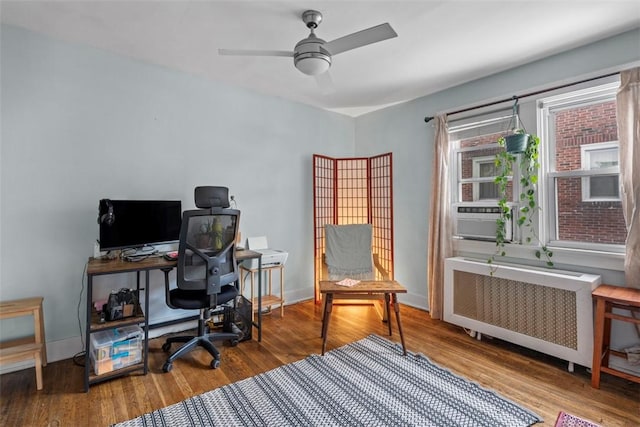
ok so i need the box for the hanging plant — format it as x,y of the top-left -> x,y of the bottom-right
488,99 -> 553,269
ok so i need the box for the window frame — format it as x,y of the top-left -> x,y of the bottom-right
449,112 -> 515,205
538,81 -> 624,253
471,155 -> 499,201
580,141 -> 620,202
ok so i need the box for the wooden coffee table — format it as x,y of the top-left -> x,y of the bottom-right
319,280 -> 407,355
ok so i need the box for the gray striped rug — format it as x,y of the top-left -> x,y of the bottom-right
114,334 -> 542,426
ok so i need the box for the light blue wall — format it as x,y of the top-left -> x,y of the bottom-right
2,23 -> 639,362
0,25 -> 353,356
355,28 -> 640,348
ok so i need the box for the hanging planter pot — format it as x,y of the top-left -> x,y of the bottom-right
501,98 -> 529,153
505,133 -> 529,153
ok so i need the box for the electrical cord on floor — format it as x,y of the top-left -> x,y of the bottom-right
74,262 -> 87,367
77,262 -> 87,348
72,351 -> 86,367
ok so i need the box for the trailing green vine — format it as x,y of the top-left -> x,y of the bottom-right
488,131 -> 553,269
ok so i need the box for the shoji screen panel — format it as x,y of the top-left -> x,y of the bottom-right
370,153 -> 393,281
336,158 -> 369,224
313,153 -> 394,302
313,155 -> 335,302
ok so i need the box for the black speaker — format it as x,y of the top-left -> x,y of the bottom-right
98,199 -> 115,226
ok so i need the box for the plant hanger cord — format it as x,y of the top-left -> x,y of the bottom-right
506,97 -> 526,134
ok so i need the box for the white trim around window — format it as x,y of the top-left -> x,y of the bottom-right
580,141 -> 620,202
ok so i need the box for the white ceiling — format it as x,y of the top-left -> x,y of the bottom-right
2,1 -> 639,116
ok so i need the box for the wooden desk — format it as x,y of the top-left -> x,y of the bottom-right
591,284 -> 640,388
319,280 -> 407,356
0,297 -> 46,390
84,250 -> 263,391
85,256 -> 176,391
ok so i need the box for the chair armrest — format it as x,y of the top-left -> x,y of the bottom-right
373,254 -> 390,280
321,253 -> 329,280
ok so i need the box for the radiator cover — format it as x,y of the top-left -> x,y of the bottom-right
444,257 -> 601,369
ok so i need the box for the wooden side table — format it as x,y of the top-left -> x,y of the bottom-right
0,297 -> 47,390
319,280 -> 407,356
240,264 -> 285,320
591,284 -> 640,388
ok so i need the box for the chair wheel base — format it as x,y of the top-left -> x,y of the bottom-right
162,362 -> 173,373
162,342 -> 171,352
210,359 -> 220,369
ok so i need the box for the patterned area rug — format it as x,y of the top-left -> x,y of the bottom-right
554,411 -> 601,427
114,334 -> 542,426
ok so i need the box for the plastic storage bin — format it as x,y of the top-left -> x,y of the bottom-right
90,325 -> 143,375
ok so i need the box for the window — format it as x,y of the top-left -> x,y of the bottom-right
449,79 -> 626,259
450,114 -> 514,204
472,156 -> 499,200
581,142 -> 620,201
540,82 -> 626,248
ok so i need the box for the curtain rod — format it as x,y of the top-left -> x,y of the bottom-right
423,71 -> 620,123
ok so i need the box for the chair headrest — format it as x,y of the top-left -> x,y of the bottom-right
195,186 -> 230,208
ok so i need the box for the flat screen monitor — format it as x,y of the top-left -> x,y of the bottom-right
98,199 -> 182,251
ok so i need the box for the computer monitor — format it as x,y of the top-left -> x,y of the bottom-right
98,199 -> 182,251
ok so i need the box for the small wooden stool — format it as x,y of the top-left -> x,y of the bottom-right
0,297 -> 47,390
591,285 -> 640,389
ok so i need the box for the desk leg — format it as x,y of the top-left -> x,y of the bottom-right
84,274 -> 93,392
249,270 -> 255,323
143,271 -> 150,375
384,293 -> 392,336
321,293 -> 334,355
257,258 -> 262,342
392,293 -> 407,356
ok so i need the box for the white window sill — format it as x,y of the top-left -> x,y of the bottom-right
452,238 -> 624,272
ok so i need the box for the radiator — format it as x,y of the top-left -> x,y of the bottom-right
444,257 -> 601,371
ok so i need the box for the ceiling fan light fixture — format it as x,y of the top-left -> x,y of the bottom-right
294,52 -> 331,75
219,9 -> 396,80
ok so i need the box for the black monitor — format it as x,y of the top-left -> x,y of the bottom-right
98,199 -> 182,251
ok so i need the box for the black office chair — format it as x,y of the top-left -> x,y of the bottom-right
161,186 -> 241,372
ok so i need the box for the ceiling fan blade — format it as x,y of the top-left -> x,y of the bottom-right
315,71 -> 335,95
324,23 -> 397,56
218,49 -> 294,57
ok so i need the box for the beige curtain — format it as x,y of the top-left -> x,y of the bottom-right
427,115 -> 452,319
617,67 -> 640,290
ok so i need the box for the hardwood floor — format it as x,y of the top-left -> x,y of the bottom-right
1,300 -> 638,426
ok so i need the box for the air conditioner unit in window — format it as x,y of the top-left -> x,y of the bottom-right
453,202 -> 513,242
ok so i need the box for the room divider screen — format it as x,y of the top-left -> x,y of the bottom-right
312,153 -> 394,302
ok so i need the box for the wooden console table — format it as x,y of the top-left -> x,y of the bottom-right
319,280 -> 407,356
0,297 -> 47,390
591,284 -> 640,388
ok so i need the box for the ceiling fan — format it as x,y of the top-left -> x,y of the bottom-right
218,10 -> 397,78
